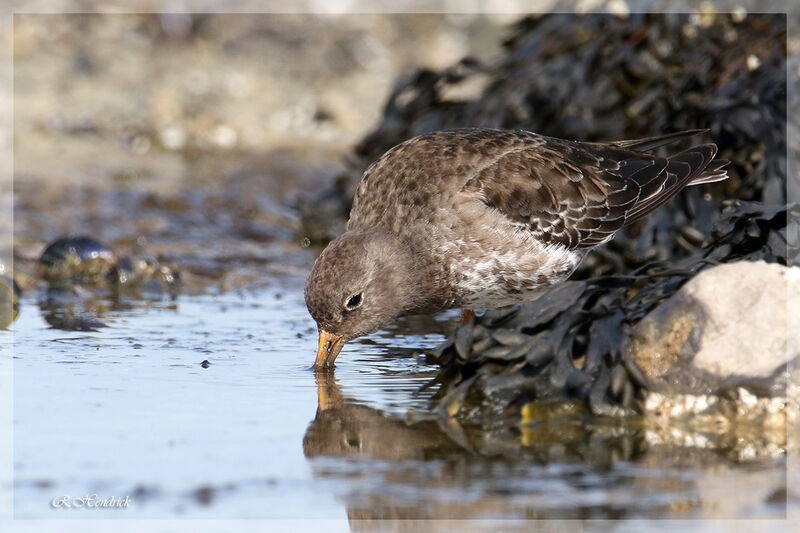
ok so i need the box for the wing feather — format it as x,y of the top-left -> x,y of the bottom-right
461,130 -> 727,249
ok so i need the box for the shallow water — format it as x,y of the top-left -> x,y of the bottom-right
10,276 -> 439,519
9,273 -> 787,523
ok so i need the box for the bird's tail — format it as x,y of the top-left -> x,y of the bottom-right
686,158 -> 729,186
612,129 -> 730,186
624,142 -> 729,224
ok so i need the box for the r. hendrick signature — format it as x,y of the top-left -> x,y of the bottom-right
51,494 -> 131,509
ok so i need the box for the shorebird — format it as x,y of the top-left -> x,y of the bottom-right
305,128 -> 727,369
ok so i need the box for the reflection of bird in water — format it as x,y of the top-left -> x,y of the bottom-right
303,371 -> 665,521
305,128 -> 727,368
304,371 -> 646,463
304,371 -> 455,460
304,374 -> 758,521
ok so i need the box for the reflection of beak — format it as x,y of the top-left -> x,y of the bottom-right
314,329 -> 345,370
314,369 -> 343,410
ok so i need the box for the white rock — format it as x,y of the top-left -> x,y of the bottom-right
628,261 -> 800,396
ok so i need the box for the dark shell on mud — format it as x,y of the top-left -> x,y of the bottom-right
39,237 -> 115,268
39,236 -> 117,284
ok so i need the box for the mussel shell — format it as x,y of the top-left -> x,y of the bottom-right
39,237 -> 115,268
39,237 -> 116,284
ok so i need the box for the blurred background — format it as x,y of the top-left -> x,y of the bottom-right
9,10 -> 522,294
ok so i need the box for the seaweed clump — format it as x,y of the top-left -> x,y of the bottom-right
426,202 -> 794,423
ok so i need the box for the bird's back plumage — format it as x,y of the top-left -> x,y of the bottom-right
345,127 -> 727,309
350,128 -> 726,246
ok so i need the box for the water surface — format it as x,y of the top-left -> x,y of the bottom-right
10,276 -> 787,523
11,278 -> 445,519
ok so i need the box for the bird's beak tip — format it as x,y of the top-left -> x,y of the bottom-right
314,329 -> 345,370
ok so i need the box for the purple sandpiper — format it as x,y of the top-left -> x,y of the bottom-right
305,128 -> 727,369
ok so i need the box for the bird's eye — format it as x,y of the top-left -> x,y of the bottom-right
345,293 -> 363,310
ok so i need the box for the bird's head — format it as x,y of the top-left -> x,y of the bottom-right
305,230 -> 418,369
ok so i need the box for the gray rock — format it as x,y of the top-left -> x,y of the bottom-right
627,261 -> 800,397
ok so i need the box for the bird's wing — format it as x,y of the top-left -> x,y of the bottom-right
461,130 -> 725,249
